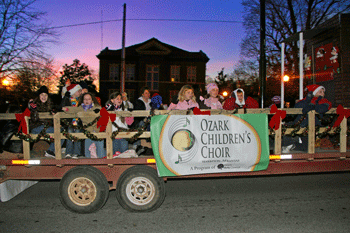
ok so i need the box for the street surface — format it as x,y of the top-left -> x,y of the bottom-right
1,172 -> 350,233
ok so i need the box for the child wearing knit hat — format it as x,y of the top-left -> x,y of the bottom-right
28,86 -> 59,158
202,83 -> 223,109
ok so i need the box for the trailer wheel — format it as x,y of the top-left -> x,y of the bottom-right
116,165 -> 165,212
59,166 -> 109,214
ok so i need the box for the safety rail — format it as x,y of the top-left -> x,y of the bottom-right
0,107 -> 348,160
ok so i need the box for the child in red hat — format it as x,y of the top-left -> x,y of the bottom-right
282,84 -> 332,153
59,83 -> 84,158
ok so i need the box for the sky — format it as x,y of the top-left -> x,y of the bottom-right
33,0 -> 246,79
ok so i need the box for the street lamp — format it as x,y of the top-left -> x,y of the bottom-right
2,79 -> 10,90
281,75 -> 289,108
2,79 -> 9,86
283,75 -> 290,82
222,91 -> 229,98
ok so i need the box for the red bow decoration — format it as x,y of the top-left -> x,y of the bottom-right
193,107 -> 211,115
97,107 -> 116,132
15,108 -> 31,134
269,104 -> 286,130
333,105 -> 350,128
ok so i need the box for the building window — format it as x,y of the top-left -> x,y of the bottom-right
146,65 -> 159,91
170,65 -> 180,82
126,64 -> 135,81
187,66 -> 196,82
109,64 -> 120,80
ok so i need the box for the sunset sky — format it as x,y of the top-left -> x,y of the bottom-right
34,0 -> 246,79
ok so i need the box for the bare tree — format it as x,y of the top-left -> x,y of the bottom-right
0,0 -> 58,78
240,0 -> 350,77
232,59 -> 259,81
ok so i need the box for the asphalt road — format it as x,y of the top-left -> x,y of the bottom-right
1,172 -> 350,233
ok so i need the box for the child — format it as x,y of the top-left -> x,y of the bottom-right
60,83 -> 83,158
223,88 -> 259,110
168,85 -> 199,110
106,92 -> 132,155
202,83 -> 223,109
28,86 -> 58,158
64,92 -> 105,158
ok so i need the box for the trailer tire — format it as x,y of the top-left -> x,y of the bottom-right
116,165 -> 165,212
59,166 -> 109,214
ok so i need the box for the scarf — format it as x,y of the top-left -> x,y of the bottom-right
82,103 -> 93,111
70,97 -> 78,107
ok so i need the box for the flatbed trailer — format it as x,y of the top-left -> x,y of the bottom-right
0,108 -> 349,213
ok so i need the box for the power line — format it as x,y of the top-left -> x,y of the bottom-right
47,18 -> 243,30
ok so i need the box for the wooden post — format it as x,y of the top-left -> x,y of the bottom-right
340,115 -> 347,153
54,113 -> 62,160
308,110 -> 315,155
23,116 -> 30,159
274,122 -> 282,154
106,120 -> 113,159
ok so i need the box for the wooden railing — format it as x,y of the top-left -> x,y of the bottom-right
0,108 -> 347,160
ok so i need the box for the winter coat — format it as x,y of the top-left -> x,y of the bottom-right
223,89 -> 259,110
132,97 -> 152,129
168,99 -> 199,110
112,108 -> 130,132
29,97 -> 56,129
291,93 -> 332,127
203,97 -> 223,109
133,97 -> 151,111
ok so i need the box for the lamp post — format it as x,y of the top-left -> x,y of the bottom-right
281,75 -> 289,108
2,79 -> 9,90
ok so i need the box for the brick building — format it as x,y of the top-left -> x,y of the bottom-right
97,38 -> 209,105
303,13 -> 350,107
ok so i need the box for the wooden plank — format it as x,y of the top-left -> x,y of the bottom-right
237,109 -> 244,114
106,120 -> 113,159
308,110 -> 315,155
23,116 -> 30,159
340,116 -> 347,153
54,113 -> 62,160
274,122 -> 282,154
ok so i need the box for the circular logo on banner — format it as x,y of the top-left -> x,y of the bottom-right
171,130 -> 195,152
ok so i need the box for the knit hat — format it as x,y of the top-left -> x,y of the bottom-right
305,84 -> 325,95
37,86 -> 49,95
151,93 -> 162,109
271,96 -> 281,104
206,83 -> 218,93
67,84 -> 82,96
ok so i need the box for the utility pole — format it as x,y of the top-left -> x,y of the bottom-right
259,0 -> 266,108
121,3 -> 126,93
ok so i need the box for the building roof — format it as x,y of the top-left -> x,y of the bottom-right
282,13 -> 350,43
96,37 -> 210,62
282,27 -> 335,43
